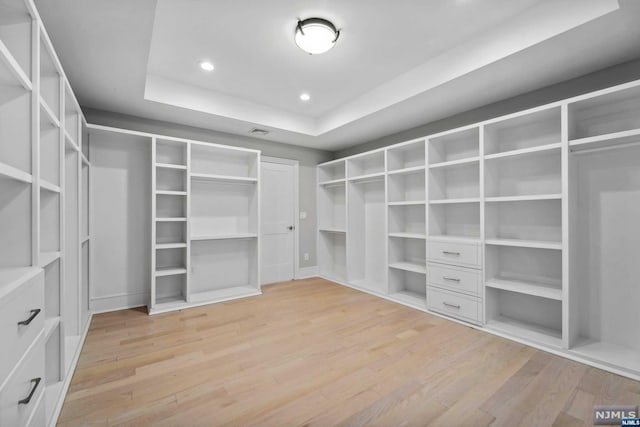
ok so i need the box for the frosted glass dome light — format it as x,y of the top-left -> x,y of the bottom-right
295,18 -> 340,55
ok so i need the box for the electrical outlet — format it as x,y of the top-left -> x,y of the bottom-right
304,253 -> 309,261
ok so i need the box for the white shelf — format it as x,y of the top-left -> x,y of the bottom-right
0,267 -> 41,300
44,317 -> 60,340
388,232 -> 426,239
485,238 -> 562,250
484,143 -> 562,160
387,165 -> 425,176
318,178 -> 345,186
64,132 -> 80,152
387,201 -> 425,206
486,316 -> 562,348
191,173 -> 257,184
156,217 -> 187,222
429,198 -> 480,205
0,38 -> 31,90
428,235 -> 480,244
40,96 -> 60,128
485,194 -> 562,203
429,157 -> 479,169
189,286 -> 260,304
156,190 -> 187,196
570,129 -> 640,152
39,251 -> 60,268
389,262 -> 426,275
571,340 -> 640,375
318,228 -> 346,234
154,295 -> 187,309
348,172 -> 385,183
40,179 -> 61,193
155,242 -> 187,249
156,162 -> 187,170
485,278 -> 562,301
155,267 -> 187,277
0,161 -> 32,184
389,290 -> 426,309
190,233 -> 257,241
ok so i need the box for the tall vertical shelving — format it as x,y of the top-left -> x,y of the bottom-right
149,137 -> 261,314
317,159 -> 347,282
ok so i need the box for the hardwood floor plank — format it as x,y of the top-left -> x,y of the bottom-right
57,278 -> 640,426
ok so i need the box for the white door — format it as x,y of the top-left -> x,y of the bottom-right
261,161 -> 296,284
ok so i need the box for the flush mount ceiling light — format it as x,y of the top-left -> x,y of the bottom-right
199,61 -> 214,71
295,18 -> 340,55
300,93 -> 311,101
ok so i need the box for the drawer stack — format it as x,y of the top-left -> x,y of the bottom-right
426,238 -> 482,324
0,269 -> 46,427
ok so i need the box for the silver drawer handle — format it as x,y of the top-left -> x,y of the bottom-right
443,277 -> 460,282
443,302 -> 461,309
442,251 -> 460,256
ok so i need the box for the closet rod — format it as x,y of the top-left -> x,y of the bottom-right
571,139 -> 640,155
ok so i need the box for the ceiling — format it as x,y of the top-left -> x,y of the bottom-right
36,0 -> 640,151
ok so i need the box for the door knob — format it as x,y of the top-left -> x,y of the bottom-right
287,225 -> 295,231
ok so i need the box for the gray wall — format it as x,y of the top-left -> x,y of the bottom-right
335,58 -> 640,158
84,108 -> 332,270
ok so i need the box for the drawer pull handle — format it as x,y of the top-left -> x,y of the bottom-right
443,302 -> 461,309
443,277 -> 461,282
18,377 -> 41,405
442,251 -> 460,256
17,309 -> 41,326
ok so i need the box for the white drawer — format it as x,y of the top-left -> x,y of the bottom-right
0,271 -> 44,385
428,263 -> 481,296
0,334 -> 45,427
428,240 -> 481,268
428,287 -> 481,324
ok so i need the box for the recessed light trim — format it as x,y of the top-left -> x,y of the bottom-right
295,18 -> 340,55
300,93 -> 311,101
199,61 -> 214,71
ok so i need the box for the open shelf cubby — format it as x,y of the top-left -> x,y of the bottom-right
485,149 -> 560,198
429,162 -> 479,202
389,236 -> 426,274
40,190 -> 60,253
569,143 -> 640,374
388,169 -> 425,203
39,38 -> 60,121
156,193 -> 187,219
485,245 -> 562,301
64,87 -> 79,144
0,178 -> 31,270
319,231 -> 347,282
190,238 -> 258,296
191,143 -> 258,179
156,221 -> 186,245
155,274 -> 186,306
347,151 -> 385,179
387,140 -> 425,172
156,246 -> 187,275
429,202 -> 480,240
0,76 -> 31,177
156,167 -> 186,192
44,258 -> 60,319
0,0 -> 32,85
156,138 -> 187,167
347,179 -> 386,293
318,181 -> 345,231
44,323 -> 62,395
569,85 -> 640,151
82,163 -> 89,238
485,199 -> 561,245
318,160 -> 345,183
429,127 -> 479,165
388,204 -> 425,237
40,107 -> 60,186
388,268 -> 426,308
190,179 -> 257,239
484,107 -> 561,156
486,287 -> 562,348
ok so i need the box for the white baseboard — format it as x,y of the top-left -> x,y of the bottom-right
296,266 -> 318,279
91,292 -> 149,314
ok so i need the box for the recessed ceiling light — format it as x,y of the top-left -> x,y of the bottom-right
199,61 -> 214,71
295,18 -> 340,55
300,93 -> 311,101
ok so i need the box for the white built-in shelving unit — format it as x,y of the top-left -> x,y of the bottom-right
318,79 -> 640,380
0,1 -> 92,425
145,135 -> 261,314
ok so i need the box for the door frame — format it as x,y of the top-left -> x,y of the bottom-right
260,156 -> 301,281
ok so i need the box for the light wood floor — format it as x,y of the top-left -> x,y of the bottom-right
58,278 -> 640,426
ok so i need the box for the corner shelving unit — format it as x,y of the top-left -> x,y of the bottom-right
317,160 -> 347,282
